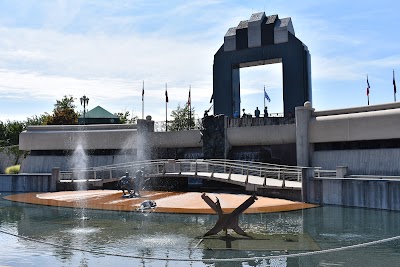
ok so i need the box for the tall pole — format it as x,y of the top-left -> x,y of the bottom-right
394,69 -> 397,102
263,85 -> 266,110
142,80 -> 144,119
165,83 -> 168,132
367,75 -> 370,106
188,85 -> 191,130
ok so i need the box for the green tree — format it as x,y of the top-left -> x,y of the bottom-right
0,120 -> 25,146
114,111 -> 138,124
46,95 -> 79,125
26,114 -> 51,126
169,103 -> 195,131
0,121 -> 7,146
5,121 -> 24,145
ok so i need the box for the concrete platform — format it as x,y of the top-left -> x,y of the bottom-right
4,190 -> 317,214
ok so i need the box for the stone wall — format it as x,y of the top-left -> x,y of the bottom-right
0,173 -> 56,192
21,154 -> 136,173
312,148 -> 400,175
302,168 -> 400,211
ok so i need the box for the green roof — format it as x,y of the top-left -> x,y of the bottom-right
80,106 -> 118,119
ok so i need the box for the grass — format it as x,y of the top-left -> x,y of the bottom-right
5,165 -> 20,174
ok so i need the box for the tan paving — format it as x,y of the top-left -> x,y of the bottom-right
4,190 -> 317,214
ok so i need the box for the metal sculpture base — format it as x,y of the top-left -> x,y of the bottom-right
201,193 -> 258,237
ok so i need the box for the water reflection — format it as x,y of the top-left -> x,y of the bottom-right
1,193 -> 400,266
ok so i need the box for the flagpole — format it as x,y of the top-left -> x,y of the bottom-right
142,80 -> 144,119
188,85 -> 191,130
165,83 -> 168,132
367,75 -> 370,106
394,69 -> 397,102
263,85 -> 266,110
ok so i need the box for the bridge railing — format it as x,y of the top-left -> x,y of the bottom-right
314,168 -> 337,178
60,159 -> 302,187
203,159 -> 301,181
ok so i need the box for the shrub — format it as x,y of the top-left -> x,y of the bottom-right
5,165 -> 20,174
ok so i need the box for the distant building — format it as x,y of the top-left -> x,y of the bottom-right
78,106 -> 120,125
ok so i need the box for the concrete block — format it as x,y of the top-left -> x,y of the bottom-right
224,27 -> 237,52
336,166 -> 348,178
248,12 -> 265,48
274,17 -> 295,44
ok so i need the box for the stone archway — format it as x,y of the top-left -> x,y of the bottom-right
213,12 -> 312,117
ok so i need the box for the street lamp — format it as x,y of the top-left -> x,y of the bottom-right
80,95 -> 89,125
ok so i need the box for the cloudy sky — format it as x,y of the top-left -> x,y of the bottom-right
0,0 -> 399,122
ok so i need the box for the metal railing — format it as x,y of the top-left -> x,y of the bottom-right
228,116 -> 295,128
314,168 -> 337,178
60,159 -> 303,189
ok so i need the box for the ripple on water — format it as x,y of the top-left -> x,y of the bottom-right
63,227 -> 101,235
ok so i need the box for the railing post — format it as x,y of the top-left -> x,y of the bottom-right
195,161 -> 198,176
245,169 -> 249,184
263,171 -> 267,186
282,172 -> 286,188
278,169 -> 281,180
211,164 -> 214,179
109,169 -> 112,179
179,162 -> 182,175
163,162 -> 166,175
228,166 -> 232,180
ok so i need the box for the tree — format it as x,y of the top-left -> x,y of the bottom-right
114,111 -> 138,124
0,120 -> 25,146
0,121 -> 7,146
26,114 -> 51,126
169,103 -> 195,131
46,95 -> 79,125
4,121 -> 24,145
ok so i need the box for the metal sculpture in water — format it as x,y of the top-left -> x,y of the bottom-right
201,193 -> 258,237
119,168 -> 145,198
119,171 -> 135,197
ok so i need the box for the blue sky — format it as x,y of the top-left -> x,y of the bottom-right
0,0 -> 399,122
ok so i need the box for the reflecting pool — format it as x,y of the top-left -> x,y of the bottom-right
1,193 -> 400,266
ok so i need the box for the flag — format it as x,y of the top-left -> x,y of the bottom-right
367,76 -> 370,96
142,81 -> 144,101
394,70 -> 397,94
187,88 -> 191,106
165,87 -> 168,103
264,88 -> 271,102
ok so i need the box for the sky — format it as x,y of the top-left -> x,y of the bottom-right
0,0 -> 399,123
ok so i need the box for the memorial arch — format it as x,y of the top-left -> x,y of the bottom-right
213,12 -> 312,117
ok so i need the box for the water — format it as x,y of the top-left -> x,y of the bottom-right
1,193 -> 400,266
71,144 -> 88,182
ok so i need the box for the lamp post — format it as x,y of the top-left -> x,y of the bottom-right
80,95 -> 89,125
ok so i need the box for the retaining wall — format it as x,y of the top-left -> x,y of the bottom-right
312,148 -> 400,175
302,168 -> 400,210
0,171 -> 57,192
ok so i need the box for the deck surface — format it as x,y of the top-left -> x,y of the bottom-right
4,190 -> 317,214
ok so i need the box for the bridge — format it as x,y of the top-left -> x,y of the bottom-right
59,159 -> 303,193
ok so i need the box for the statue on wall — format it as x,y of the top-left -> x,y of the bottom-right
200,114 -> 226,159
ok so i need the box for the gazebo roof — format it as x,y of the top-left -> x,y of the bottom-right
79,106 -> 118,119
